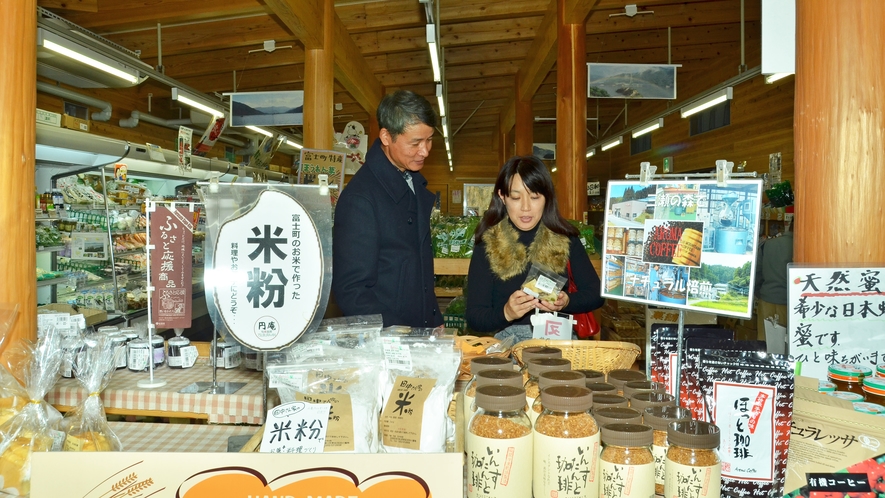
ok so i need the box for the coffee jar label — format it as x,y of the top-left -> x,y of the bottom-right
599,460 -> 654,498
466,433 -> 532,498
664,460 -> 721,498
533,431 -> 601,498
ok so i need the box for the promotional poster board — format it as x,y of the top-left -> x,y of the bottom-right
787,264 -> 885,380
149,204 -> 194,329
601,180 -> 763,318
201,184 -> 333,350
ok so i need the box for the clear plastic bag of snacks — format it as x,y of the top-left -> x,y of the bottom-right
61,334 -> 123,451
0,327 -> 65,496
521,264 -> 567,304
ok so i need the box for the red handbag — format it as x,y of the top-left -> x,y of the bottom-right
567,261 -> 601,339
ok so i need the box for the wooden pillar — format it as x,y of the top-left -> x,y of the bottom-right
303,0 -> 334,149
794,1 -> 885,263
498,121 -> 511,167
555,0 -> 587,220
0,0 -> 37,349
514,77 -> 533,156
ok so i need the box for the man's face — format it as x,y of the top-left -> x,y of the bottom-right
380,123 -> 434,172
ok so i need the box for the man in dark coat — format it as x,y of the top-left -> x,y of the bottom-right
332,90 -> 443,327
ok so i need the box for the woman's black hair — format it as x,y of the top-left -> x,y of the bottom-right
474,155 -> 579,243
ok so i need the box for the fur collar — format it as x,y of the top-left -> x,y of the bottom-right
482,222 -> 570,280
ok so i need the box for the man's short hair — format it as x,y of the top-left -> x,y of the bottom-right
376,90 -> 437,138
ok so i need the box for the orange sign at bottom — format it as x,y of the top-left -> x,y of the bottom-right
31,452 -> 462,498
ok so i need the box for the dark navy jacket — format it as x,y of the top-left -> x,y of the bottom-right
332,139 -> 442,327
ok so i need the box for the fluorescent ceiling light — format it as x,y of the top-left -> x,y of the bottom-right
681,87 -> 733,118
551,167 -> 558,172
246,126 -> 273,137
436,84 -> 446,117
171,88 -> 224,118
442,117 -> 449,138
632,118 -> 664,138
765,73 -> 792,84
585,148 -> 596,158
601,136 -> 623,151
286,140 -> 303,149
426,24 -> 441,82
38,28 -> 139,84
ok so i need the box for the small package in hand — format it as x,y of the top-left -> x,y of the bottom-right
521,264 -> 567,304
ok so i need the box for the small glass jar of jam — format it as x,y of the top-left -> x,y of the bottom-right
166,337 -> 191,369
827,364 -> 871,396
863,376 -> 885,406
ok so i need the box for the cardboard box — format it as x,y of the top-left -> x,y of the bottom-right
36,108 -> 61,127
61,114 -> 90,132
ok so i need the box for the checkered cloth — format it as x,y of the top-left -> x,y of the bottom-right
109,421 -> 259,452
45,364 -> 265,425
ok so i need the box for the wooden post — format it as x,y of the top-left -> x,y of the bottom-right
794,1 -> 885,263
303,0 -> 334,149
0,0 -> 37,349
555,0 -> 587,220
514,76 -> 533,156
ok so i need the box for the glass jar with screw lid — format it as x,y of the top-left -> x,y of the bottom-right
467,385 -> 533,498
665,420 -> 721,498
599,423 -> 655,498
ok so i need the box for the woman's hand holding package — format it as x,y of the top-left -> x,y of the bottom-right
537,291 -> 569,313
503,290 -> 539,321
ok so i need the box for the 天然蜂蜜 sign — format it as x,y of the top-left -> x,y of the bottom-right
213,189 -> 323,350
31,452 -> 461,498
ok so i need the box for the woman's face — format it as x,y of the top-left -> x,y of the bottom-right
500,173 -> 545,231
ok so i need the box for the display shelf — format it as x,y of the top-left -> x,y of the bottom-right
36,276 -> 70,287
36,245 -> 65,253
112,248 -> 146,257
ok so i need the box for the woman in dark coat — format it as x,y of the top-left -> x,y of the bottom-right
466,155 -> 604,341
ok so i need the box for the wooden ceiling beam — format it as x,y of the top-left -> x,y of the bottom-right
445,40 -> 533,66
350,26 -> 426,55
37,0 -> 97,12
447,60 -> 521,81
265,0 -> 325,49
586,22 -> 757,55
149,45 -> 306,80
586,0 -> 761,36
179,65 -> 306,94
54,0 -> 263,32
441,17 -> 543,47
331,9 -> 384,117
336,0 -> 425,34
439,0 -> 549,23
106,16 -> 288,59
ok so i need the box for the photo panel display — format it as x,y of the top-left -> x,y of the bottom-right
601,180 -> 763,319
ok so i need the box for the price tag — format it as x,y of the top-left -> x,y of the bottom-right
382,338 -> 412,371
269,371 -> 305,390
260,401 -> 330,454
181,346 -> 199,368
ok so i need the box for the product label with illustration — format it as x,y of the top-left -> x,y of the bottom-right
599,460 -> 654,498
466,433 -> 533,498
713,382 -> 775,481
533,431 -> 601,498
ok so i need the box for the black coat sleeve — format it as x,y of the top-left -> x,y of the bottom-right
332,191 -> 404,325
561,237 -> 605,314
465,242 -> 511,333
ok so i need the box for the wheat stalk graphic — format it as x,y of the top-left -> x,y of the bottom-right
127,479 -> 153,496
110,474 -> 137,493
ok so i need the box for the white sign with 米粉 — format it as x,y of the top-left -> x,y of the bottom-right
787,265 -> 885,380
260,401 -> 330,454
213,190 -> 323,350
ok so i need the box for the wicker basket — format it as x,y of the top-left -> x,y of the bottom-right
512,339 -> 640,374
455,335 -> 511,381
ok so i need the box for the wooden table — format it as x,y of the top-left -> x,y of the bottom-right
109,421 -> 258,452
46,364 -> 265,425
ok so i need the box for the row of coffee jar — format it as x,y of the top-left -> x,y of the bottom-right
463,348 -> 722,498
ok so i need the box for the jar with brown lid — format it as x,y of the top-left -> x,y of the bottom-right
534,386 -> 600,498
827,363 -> 871,396
630,391 -> 677,412
599,424 -> 655,498
530,370 -> 586,424
465,369 -> 525,447
520,346 -> 563,380
644,406 -> 692,496
467,385 -> 533,498
665,420 -> 721,498
576,369 -> 606,384
586,382 -> 617,394
464,357 -> 515,429
525,358 -> 571,407
863,376 -> 885,406
622,380 -> 665,400
606,369 -> 647,396
594,407 -> 642,428
591,393 -> 629,412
